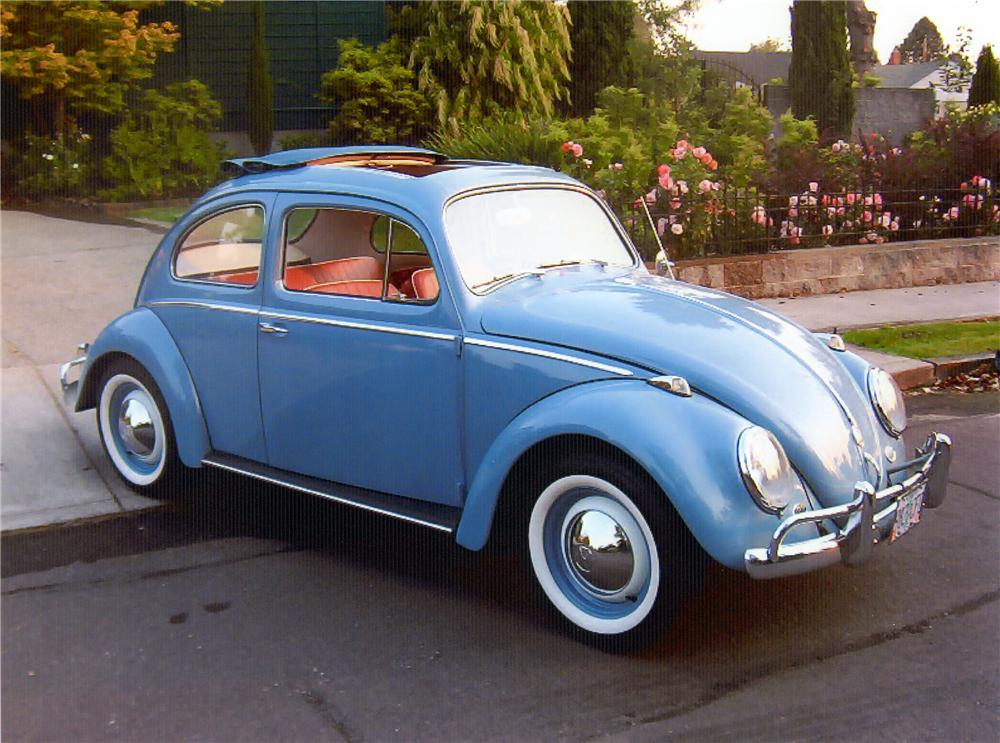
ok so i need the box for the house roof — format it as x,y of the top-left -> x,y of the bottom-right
693,51 -> 791,86
869,61 -> 944,88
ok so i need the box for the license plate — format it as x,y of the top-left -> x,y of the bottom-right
891,485 -> 926,542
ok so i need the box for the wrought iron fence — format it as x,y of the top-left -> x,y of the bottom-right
624,183 -> 998,263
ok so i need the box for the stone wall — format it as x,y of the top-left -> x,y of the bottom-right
671,237 -> 1000,299
764,86 -> 937,146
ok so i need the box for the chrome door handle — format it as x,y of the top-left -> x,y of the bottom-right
258,321 -> 288,335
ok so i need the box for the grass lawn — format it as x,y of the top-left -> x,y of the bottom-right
128,205 -> 189,224
843,319 -> 1000,359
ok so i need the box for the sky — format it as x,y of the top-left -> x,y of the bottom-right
682,0 -> 1000,62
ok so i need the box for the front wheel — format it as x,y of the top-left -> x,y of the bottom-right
96,360 -> 182,497
526,455 -> 701,651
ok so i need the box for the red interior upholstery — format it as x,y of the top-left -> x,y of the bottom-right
411,268 -> 439,300
216,270 -> 259,285
285,256 -> 383,290
306,279 -> 400,298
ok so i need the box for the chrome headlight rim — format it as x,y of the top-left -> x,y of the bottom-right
867,367 -> 907,438
737,426 -> 798,515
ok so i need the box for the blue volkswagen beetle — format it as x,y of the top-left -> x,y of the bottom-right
61,147 -> 951,649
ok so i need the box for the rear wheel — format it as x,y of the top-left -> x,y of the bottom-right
524,453 -> 702,651
96,360 -> 182,497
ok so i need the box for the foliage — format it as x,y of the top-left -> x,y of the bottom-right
0,2 -> 180,136
408,0 -> 571,132
424,109 -> 566,168
908,103 -> 1000,190
788,0 -> 854,139
247,2 -> 274,155
702,87 -> 773,187
101,81 -> 226,200
9,129 -> 94,198
278,131 -> 326,151
749,37 -> 788,53
969,46 -> 1000,108
937,26 -> 974,94
897,16 -> 946,63
566,0 -> 634,115
128,205 -> 190,224
626,0 -> 701,117
320,38 -> 433,145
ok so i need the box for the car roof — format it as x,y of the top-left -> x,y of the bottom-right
198,146 -> 579,214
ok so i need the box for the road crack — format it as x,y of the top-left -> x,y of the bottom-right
610,587 -> 1000,736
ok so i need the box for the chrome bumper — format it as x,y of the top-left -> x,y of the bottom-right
745,432 -> 951,579
59,343 -> 89,407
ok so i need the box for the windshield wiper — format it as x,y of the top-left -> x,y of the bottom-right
471,271 -> 537,291
535,258 -> 608,270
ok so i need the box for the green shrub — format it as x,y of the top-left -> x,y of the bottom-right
425,110 -> 566,168
10,129 -> 94,198
320,38 -> 433,145
101,80 -> 226,200
278,132 -> 327,151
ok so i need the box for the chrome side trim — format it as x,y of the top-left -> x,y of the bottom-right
258,310 -> 455,341
464,337 -> 634,377
146,300 -> 259,316
202,458 -> 454,533
745,432 -> 951,579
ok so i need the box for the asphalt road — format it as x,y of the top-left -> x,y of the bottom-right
2,392 -> 998,743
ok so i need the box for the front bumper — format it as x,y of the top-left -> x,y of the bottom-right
59,343 -> 89,408
745,432 -> 951,579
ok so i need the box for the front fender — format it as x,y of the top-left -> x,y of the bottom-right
455,379 -> 814,570
76,307 -> 210,468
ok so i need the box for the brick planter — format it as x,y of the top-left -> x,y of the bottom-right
666,236 -> 1000,299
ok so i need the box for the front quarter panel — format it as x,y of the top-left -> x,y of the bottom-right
76,307 -> 210,468
456,379 -> 813,570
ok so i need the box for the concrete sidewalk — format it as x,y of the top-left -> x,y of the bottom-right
1,209 -> 997,533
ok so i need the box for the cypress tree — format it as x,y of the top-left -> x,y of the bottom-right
566,0 -> 634,115
788,0 -> 854,139
968,45 -> 1000,108
247,2 -> 274,155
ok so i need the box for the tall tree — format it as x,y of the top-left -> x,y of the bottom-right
0,1 -> 180,136
246,1 -> 274,155
845,0 -> 877,76
788,0 -> 854,139
968,45 -> 1000,107
408,0 -> 572,132
566,0 -> 634,115
897,17 -> 946,63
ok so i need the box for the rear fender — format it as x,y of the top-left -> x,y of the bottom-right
76,307 -> 210,468
455,379 -> 813,570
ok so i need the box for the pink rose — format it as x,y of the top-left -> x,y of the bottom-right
863,210 -> 873,222
657,163 -> 670,177
809,182 -> 819,192
671,223 -> 684,235
645,189 -> 657,204
670,198 -> 682,210
571,143 -> 583,157
659,173 -> 673,190
822,224 -> 834,236
788,207 -> 798,218
692,146 -> 706,157
676,139 -> 688,150
657,218 -> 668,236
873,193 -> 883,206
698,179 -> 712,194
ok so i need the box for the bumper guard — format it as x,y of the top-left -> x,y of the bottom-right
59,343 -> 89,408
745,432 -> 951,579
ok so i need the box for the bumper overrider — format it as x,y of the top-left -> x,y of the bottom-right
745,433 -> 952,579
59,343 -> 89,408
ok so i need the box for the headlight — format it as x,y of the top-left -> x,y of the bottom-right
738,426 -> 803,513
867,367 -> 906,437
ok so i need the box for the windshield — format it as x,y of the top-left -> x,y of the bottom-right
445,188 -> 636,293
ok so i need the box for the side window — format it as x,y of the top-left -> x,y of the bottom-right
174,205 -> 264,285
282,208 -> 439,302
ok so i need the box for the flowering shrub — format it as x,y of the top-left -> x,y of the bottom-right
11,129 -> 93,198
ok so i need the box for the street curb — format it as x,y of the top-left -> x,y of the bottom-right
0,502 -> 166,537
926,352 -> 997,381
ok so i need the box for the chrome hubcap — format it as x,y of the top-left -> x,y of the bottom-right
564,509 -> 635,596
117,394 -> 156,460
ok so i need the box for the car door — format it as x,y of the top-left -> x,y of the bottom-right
257,193 -> 465,507
149,195 -> 273,462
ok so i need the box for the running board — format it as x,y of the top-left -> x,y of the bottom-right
202,452 -> 460,533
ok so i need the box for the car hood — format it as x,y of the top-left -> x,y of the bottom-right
479,271 -> 883,505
